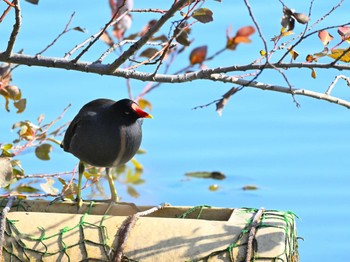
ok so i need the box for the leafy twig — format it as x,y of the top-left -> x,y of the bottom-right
109,0 -> 190,72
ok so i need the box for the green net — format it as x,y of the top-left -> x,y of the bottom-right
0,199 -> 299,262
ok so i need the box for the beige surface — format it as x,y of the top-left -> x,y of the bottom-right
2,200 -> 299,261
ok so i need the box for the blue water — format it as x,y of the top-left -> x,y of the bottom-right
1,1 -> 350,261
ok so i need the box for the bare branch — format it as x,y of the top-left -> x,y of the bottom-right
37,12 -> 76,56
4,0 -> 21,57
325,75 -> 350,95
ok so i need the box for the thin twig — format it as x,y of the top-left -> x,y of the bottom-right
131,8 -> 167,14
37,12 -> 76,56
4,0 -> 21,57
325,74 -> 350,95
64,12 -> 127,60
71,11 -> 128,63
0,0 -> 14,23
95,40 -> 176,64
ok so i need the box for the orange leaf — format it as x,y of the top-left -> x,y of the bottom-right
189,45 -> 207,65
306,54 -> 317,62
236,26 -> 255,37
318,30 -> 333,46
311,69 -> 316,79
233,36 -> 251,44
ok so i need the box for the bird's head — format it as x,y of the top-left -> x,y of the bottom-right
116,99 -> 153,120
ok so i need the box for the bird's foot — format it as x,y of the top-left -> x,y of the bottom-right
75,196 -> 84,211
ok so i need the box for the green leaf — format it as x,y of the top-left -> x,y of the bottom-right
0,157 -> 13,188
35,143 -> 53,160
127,186 -> 140,198
175,28 -> 191,46
192,8 -> 213,24
16,185 -> 40,193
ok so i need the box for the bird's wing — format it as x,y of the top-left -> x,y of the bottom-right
61,99 -> 115,152
61,116 -> 80,152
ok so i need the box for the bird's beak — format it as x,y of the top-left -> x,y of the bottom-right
132,103 -> 153,119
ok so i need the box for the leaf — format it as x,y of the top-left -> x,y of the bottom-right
16,185 -> 40,193
58,177 -> 75,200
175,28 -> 191,46
318,30 -> 333,46
1,144 -> 14,157
139,20 -> 157,37
292,13 -> 309,24
242,185 -> 258,190
0,157 -> 13,188
100,31 -> 114,47
338,26 -> 350,41
236,26 -> 255,37
288,47 -> 299,60
35,143 -> 53,160
4,85 -> 21,100
192,8 -> 213,24
139,48 -> 159,59
209,184 -> 219,191
14,98 -> 26,113
40,178 -> 59,195
314,47 -> 329,57
226,26 -> 255,50
328,48 -> 350,62
311,68 -> 317,79
185,171 -> 226,180
189,45 -> 207,65
25,0 -> 39,4
138,98 -> 152,110
72,26 -> 86,33
130,158 -> 143,171
260,50 -> 266,56
306,54 -> 317,62
127,185 -> 140,198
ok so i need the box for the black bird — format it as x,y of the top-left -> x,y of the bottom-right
61,98 -> 152,206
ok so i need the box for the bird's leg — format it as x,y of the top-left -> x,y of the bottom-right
75,161 -> 84,209
106,167 -> 119,202
104,167 -> 119,215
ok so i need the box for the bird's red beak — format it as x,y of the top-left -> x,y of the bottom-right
132,103 -> 153,119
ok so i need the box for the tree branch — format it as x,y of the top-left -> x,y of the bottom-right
1,52 -> 350,108
108,0 -> 189,72
4,0 -> 21,58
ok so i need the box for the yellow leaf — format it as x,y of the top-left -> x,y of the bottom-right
260,50 -> 266,56
131,158 -> 143,171
288,46 -> 299,60
138,98 -> 152,110
328,48 -> 350,62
